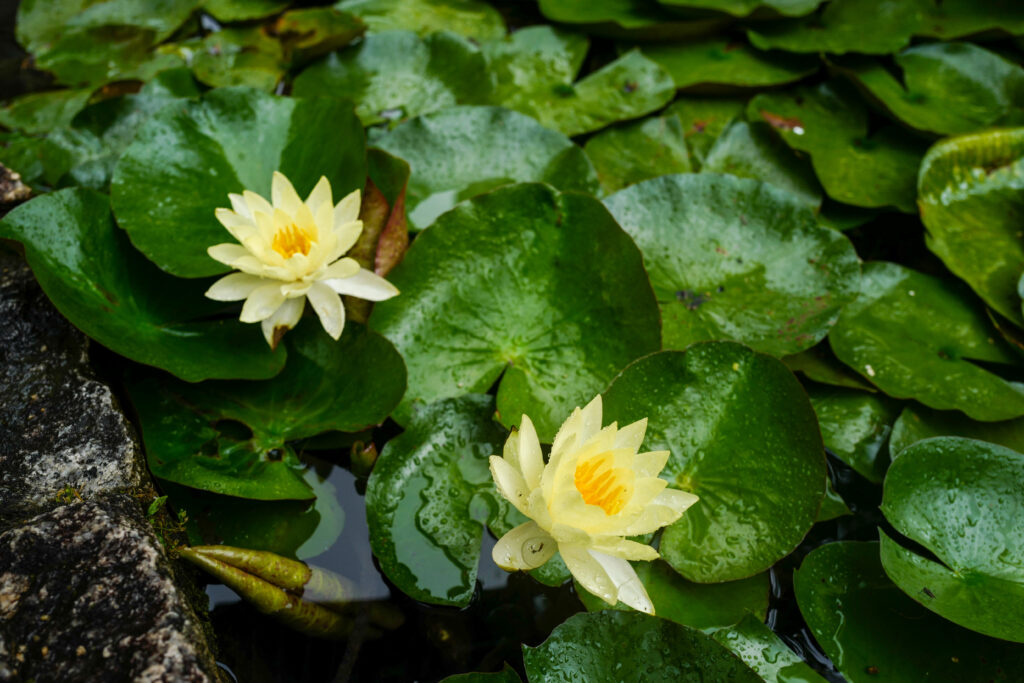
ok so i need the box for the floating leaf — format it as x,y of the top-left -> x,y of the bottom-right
657,0 -> 824,17
537,0 -> 729,41
604,173 -> 859,356
335,0 -> 505,40
274,7 -> 366,65
748,79 -> 925,212
829,262 -> 1024,421
111,86 -> 366,278
638,37 -> 818,91
127,320 -> 405,500
809,386 -> 900,483
293,30 -> 490,127
889,403 -> 1024,458
583,113 -> 691,195
0,188 -> 285,381
375,106 -> 600,230
0,88 -> 95,135
483,27 -> 675,136
34,26 -> 184,88
182,27 -> 285,92
818,478 -> 851,521
795,541 -> 1024,682
783,344 -> 876,391
370,182 -> 661,440
16,0 -> 195,53
664,96 -> 747,170
365,395 -> 511,607
712,614 -> 827,683
603,346 -> 825,582
880,437 -> 1024,643
576,561 -> 770,631
202,0 -> 289,21
523,611 -> 761,682
748,0 -> 923,55
918,128 -> 1024,326
917,0 -> 1024,39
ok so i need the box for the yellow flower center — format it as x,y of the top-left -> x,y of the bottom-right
272,223 -> 313,258
574,452 -> 631,515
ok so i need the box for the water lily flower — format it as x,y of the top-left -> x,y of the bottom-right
489,395 -> 699,614
205,171 -> 399,347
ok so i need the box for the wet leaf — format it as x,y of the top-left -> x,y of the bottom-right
273,8 -> 365,64
664,96 -> 747,170
889,403 -> 1024,458
917,0 -> 1024,39
603,345 -> 825,582
658,0 -> 824,17
34,26 -> 184,87
712,614 -> 827,683
809,386 -> 901,483
16,0 -> 196,53
370,182 -> 661,441
180,27 -> 285,92
0,89 -> 95,135
537,0 -> 730,41
604,173 -> 859,356
202,0 -> 289,21
818,478 -> 852,521
584,113 -> 692,195
782,344 -> 876,391
748,0 -> 923,55
335,0 -> 505,40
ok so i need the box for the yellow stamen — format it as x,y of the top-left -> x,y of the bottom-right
272,223 -> 313,258
574,453 -> 629,515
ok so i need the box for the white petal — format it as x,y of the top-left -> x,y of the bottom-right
305,175 -> 333,214
516,414 -> 545,490
243,190 -> 275,219
590,538 -> 659,562
489,456 -> 531,517
321,258 -> 360,280
205,272 -> 266,301
588,550 -> 654,614
229,193 -> 252,220
271,170 -> 303,215
331,220 -> 364,260
561,545 -> 616,606
260,297 -> 305,348
207,243 -> 252,267
633,450 -> 670,478
577,395 -> 604,447
306,281 -> 345,339
491,521 -> 556,572
240,283 -> 287,323
616,489 -> 699,536
615,418 -> 647,452
334,188 -> 361,224
215,208 -> 258,242
323,269 -> 399,301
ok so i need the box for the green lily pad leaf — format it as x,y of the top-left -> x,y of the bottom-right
918,128 -> 1024,326
829,262 -> 1024,421
712,614 -> 827,683
664,96 -> 747,170
880,436 -> 1024,643
702,119 -> 822,209
165,465 -> 344,560
583,113 -> 692,195
0,88 -> 94,135
274,8 -> 366,65
523,611 -> 761,682
293,30 -> 490,127
838,43 -> 1024,136
370,182 -> 661,441
440,664 -> 521,683
335,0 -> 505,40
816,200 -> 878,232
180,27 -> 285,92
637,37 -> 818,91
128,319 -> 404,499
576,561 -> 770,631
366,395 -> 510,607
748,0 -> 923,55
111,86 -> 366,278
918,0 -> 1024,39
782,344 -> 876,391
374,106 -> 600,230
889,403 -> 1024,458
818,477 -> 851,521
16,0 -> 196,53
201,0 -> 289,21
657,0 -> 823,17
0,188 -> 285,381
809,386 -> 900,483
34,26 -> 184,88
483,27 -> 676,136
748,80 -> 926,212
604,173 -> 860,357
795,541 -> 1024,682
0,130 -> 80,186
603,345 -> 825,583
537,0 -> 730,41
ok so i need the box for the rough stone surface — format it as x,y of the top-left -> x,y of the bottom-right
0,499 -> 215,682
0,165 -> 30,207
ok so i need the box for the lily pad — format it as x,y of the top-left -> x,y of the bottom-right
370,182 -> 661,441
128,320 -> 404,500
374,106 -> 600,230
0,188 -> 286,381
602,345 -> 825,583
638,37 -> 818,91
712,614 -> 827,683
819,478 -> 852,521
701,119 -> 822,209
273,8 -> 366,65
583,113 -> 691,194
838,43 -> 1024,136
918,128 -> 1024,326
293,30 -> 490,127
0,88 -> 95,135
889,403 -> 1024,458
111,86 -> 366,278
335,0 -> 505,40
537,0 -> 730,41
917,0 -> 1024,39
664,96 -> 747,170
33,26 -> 184,88
748,80 -> 926,212
809,386 -> 900,483
523,611 -> 761,682
483,27 -> 675,136
782,344 -> 876,391
576,561 -> 770,631
795,540 -> 1024,682
201,0 -> 288,21
365,395 -> 511,607
829,262 -> 1024,421
748,0 -> 923,55
880,437 -> 1024,643
604,173 -> 859,357
182,27 -> 285,92
657,0 -> 823,17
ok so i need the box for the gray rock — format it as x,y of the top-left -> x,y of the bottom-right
0,499 -> 218,682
